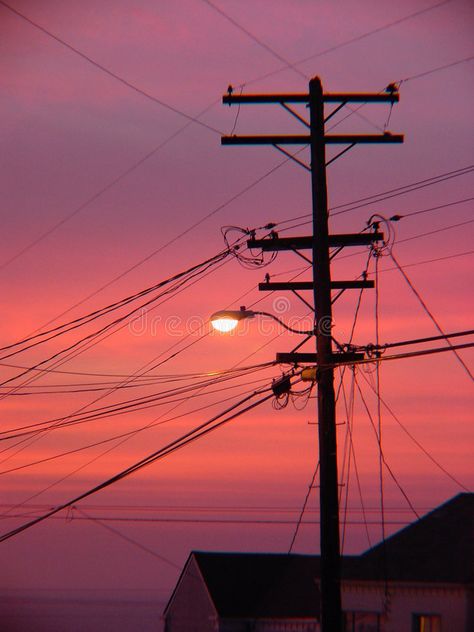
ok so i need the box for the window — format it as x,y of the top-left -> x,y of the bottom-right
412,614 -> 441,632
344,611 -> 380,632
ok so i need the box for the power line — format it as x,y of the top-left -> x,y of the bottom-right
0,502 -> 438,515
201,0 -> 307,80
379,249 -> 474,271
0,386 -> 278,542
355,203 -> 474,259
0,367 -> 273,445
276,342 -> 474,371
0,299 -> 286,516
303,210 -> 474,272
338,263 -> 374,552
13,150 -> 300,346
0,380 -> 272,475
276,165 -> 474,227
76,508 -> 182,570
340,372 -> 362,554
0,0 -> 395,278
241,0 -> 455,86
0,362 -> 273,394
5,2 -> 457,277
10,161 -> 470,367
0,1 -> 408,275
0,264 -> 240,463
0,248 -> 233,358
0,361 -> 233,380
331,168 -> 474,217
344,370 -> 372,549
0,254 -> 288,476
201,1 -> 387,133
321,342 -> 474,369
389,252 -> 473,380
0,256 -> 228,390
394,196 -> 474,220
0,512 -> 415,528
288,462 -> 320,553
0,261 -> 306,385
0,378 -> 275,512
290,255 -> 374,553
357,370 -> 470,492
399,54 -> 474,83
373,254 -> 390,603
0,100 -> 220,273
395,217 -> 474,246
366,329 -> 474,352
354,375 -> 420,520
0,361 -> 272,466
0,1 -> 221,134
0,244 -> 245,406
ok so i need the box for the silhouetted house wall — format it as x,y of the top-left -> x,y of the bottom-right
341,580 -> 469,631
163,493 -> 474,632
164,556 -> 217,632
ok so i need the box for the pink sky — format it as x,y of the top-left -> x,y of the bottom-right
0,0 -> 473,626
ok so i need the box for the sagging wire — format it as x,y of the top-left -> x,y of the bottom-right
222,224 -> 278,269
290,382 -> 314,411
367,213 -> 397,257
269,369 -> 312,410
383,83 -> 398,131
344,214 -> 395,376
228,84 -> 243,135
271,372 -> 293,410
272,392 -> 289,410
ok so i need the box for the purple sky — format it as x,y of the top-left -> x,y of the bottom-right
0,0 -> 473,627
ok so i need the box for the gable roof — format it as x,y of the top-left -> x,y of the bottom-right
358,492 -> 474,583
164,494 -> 473,619
193,552 -> 321,618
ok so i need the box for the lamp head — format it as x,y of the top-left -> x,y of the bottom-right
210,306 -> 254,332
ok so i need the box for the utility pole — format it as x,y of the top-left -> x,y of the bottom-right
309,76 -> 341,630
222,77 -> 402,632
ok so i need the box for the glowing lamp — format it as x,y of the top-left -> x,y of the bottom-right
210,306 -> 313,335
210,307 -> 254,332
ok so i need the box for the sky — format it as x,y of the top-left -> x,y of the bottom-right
0,0 -> 473,629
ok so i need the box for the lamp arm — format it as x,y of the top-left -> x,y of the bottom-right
252,311 -> 314,336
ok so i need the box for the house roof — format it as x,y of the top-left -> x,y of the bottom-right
164,494 -> 473,619
193,551 -> 321,618
358,492 -> 474,583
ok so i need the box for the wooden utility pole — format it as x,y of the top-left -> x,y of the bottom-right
309,76 -> 341,631
221,77 -> 402,632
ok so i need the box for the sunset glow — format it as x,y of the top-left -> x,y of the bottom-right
0,1 -> 473,630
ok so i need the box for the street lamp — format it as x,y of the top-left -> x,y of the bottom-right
210,306 -> 314,335
210,307 -> 255,332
